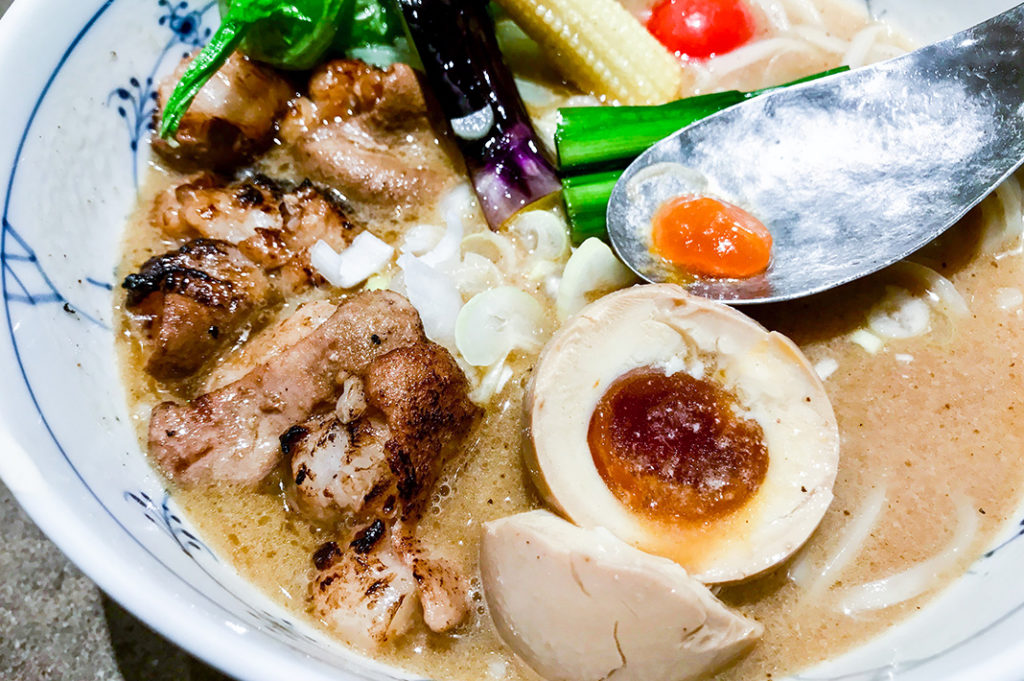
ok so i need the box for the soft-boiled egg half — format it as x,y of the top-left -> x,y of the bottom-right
481,511 -> 762,681
524,284 -> 839,583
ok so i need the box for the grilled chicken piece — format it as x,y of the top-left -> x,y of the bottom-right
122,239 -> 272,380
312,525 -> 470,649
279,59 -> 455,210
312,531 -> 419,650
151,173 -> 356,291
295,341 -> 477,644
149,291 -> 425,487
363,342 -> 480,506
288,341 -> 478,520
394,535 -> 470,633
285,381 -> 394,522
153,52 -> 293,171
151,173 -> 282,243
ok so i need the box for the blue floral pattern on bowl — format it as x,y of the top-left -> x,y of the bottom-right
107,0 -> 215,185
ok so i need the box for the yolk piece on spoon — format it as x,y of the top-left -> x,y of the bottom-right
651,195 -> 773,279
646,0 -> 756,60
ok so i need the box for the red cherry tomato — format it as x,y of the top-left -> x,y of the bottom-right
646,0 -> 756,60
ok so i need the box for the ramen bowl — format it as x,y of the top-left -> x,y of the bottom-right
0,1 -> 1022,680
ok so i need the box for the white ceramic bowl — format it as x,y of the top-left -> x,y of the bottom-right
1,1 -> 1023,680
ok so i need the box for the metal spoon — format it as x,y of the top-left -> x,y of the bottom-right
607,3 -> 1024,304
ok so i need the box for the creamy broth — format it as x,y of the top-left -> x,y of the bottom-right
116,1 -> 1024,680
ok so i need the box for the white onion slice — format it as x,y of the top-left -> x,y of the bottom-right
450,252 -> 505,298
455,287 -> 550,367
790,484 -> 888,597
309,240 -> 344,287
813,357 -> 839,380
894,261 -> 970,319
556,238 -> 635,320
401,224 -> 445,256
397,253 -> 463,349
509,210 -> 570,263
334,233 -> 394,289
470,360 -> 516,405
868,286 -> 932,339
984,177 -> 1024,256
421,184 -> 473,267
462,232 -> 518,270
837,496 -> 978,615
848,329 -> 884,354
311,235 -> 395,290
528,259 -> 560,284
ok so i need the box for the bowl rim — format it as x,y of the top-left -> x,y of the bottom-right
1,1 -> 1024,681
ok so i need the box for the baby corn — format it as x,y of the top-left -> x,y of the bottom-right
493,0 -> 684,105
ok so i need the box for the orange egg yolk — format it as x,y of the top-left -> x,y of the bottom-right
651,195 -> 773,279
588,367 -> 768,522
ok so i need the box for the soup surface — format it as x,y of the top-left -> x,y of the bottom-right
116,1 -> 1024,680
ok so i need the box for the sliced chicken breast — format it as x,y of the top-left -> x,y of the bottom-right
312,524 -> 470,649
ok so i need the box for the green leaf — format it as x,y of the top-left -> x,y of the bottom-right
332,0 -> 403,51
161,0 -> 352,139
159,18 -> 247,138
219,0 -> 346,69
227,0 -> 310,23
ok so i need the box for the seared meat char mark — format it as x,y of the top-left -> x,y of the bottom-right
280,59 -> 456,210
152,173 -> 357,293
122,239 -> 271,380
364,342 -> 480,510
148,291 -> 426,487
153,52 -> 293,172
350,519 -> 386,554
312,522 -> 470,649
313,541 -> 343,571
312,529 -> 419,650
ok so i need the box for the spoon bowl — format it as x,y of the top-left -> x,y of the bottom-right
607,3 -> 1024,304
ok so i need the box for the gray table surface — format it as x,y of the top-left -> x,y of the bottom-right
0,1 -> 231,678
